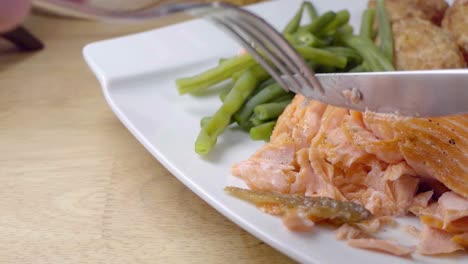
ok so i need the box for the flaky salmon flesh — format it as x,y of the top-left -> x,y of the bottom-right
232,96 -> 468,254
233,96 -> 468,213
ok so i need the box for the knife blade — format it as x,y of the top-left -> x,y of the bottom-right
296,69 -> 468,117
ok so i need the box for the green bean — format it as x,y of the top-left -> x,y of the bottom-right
227,76 -> 272,108
232,49 -> 346,86
232,63 -> 269,82
339,24 -> 354,35
273,93 -> 295,103
376,0 -> 394,64
372,27 -> 378,40
253,66 -> 270,81
219,85 -> 232,102
323,46 -> 363,65
298,11 -> 336,34
234,82 -> 287,128
195,70 -> 260,154
227,77 -> 273,110
246,78 -> 276,102
306,60 -> 319,70
218,58 -> 228,65
303,1 -> 318,21
293,31 -> 329,47
349,63 -> 369,72
249,115 -> 265,127
249,121 -> 277,141
295,46 -> 348,68
338,34 -> 394,71
284,33 -> 295,44
176,55 -> 256,94
254,100 -> 292,121
200,116 -> 212,128
201,116 -> 235,128
282,2 -> 305,34
257,78 -> 275,91
319,10 -> 350,36
316,65 -> 336,73
359,8 -> 375,40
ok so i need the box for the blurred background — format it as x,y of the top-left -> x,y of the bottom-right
33,0 -> 267,19
1,0 -> 268,52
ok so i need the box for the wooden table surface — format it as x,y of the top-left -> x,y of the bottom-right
0,13 -> 294,264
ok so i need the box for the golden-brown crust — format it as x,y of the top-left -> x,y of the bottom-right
363,112 -> 468,199
413,0 -> 449,25
393,18 -> 466,70
368,0 -> 448,25
442,0 -> 468,61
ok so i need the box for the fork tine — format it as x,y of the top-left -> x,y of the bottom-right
210,17 -> 292,92
224,17 -> 304,94
237,13 -> 324,94
229,17 -> 318,95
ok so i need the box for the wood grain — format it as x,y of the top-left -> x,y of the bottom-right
0,14 -> 294,264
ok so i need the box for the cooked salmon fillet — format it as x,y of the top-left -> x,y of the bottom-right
417,225 -> 464,255
362,113 -> 468,198
348,238 -> 413,256
336,223 -> 363,240
232,99 -> 468,255
233,98 -> 468,216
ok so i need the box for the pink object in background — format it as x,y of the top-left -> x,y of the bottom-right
0,0 -> 31,32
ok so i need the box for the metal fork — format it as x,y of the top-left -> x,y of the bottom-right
192,2 -> 323,96
35,0 -> 321,96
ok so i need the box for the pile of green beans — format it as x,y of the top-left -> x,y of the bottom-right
175,1 -> 394,155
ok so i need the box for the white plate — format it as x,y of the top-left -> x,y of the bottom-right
83,0 -> 465,263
